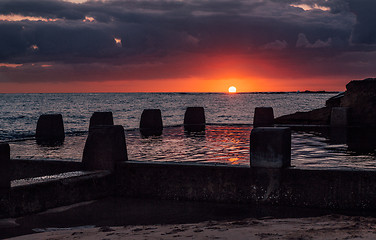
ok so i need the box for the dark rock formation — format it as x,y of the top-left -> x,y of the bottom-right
184,107 -> 206,132
330,107 -> 349,126
326,92 -> 344,108
275,107 -> 331,125
36,114 -> 65,145
89,112 -> 114,129
341,78 -> 376,126
139,109 -> 163,136
275,78 -> 376,126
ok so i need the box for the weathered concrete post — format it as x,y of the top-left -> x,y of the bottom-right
330,107 -> 349,127
139,109 -> 163,136
250,127 -> 291,168
89,112 -> 114,129
253,107 -> 274,127
184,107 -> 206,132
36,114 -> 65,145
0,143 -> 10,190
82,125 -> 127,171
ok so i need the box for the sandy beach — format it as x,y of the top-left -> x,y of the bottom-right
6,214 -> 376,240
3,197 -> 375,239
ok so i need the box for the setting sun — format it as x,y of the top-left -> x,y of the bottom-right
228,86 -> 237,93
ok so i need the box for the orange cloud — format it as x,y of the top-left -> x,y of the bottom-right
0,14 -> 59,22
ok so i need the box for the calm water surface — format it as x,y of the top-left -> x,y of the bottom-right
4,92 -> 376,170
0,92 -> 333,140
9,125 -> 376,170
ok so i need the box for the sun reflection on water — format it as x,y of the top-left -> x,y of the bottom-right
9,125 -> 376,170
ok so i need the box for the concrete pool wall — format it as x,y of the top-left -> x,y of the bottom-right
1,106 -> 376,218
2,158 -> 376,218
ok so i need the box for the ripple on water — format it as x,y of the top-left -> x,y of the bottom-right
9,125 -> 376,170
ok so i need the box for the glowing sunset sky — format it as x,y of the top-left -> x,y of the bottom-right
0,0 -> 375,93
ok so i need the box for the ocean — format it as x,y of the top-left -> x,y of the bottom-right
0,92 -> 333,141
2,92 -> 376,170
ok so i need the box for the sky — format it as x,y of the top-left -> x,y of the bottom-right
0,0 -> 375,93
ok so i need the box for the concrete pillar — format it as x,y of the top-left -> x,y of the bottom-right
139,109 -> 163,137
89,112 -> 114,129
82,125 -> 127,171
250,127 -> 291,168
184,107 -> 206,132
253,107 -> 274,127
330,107 -> 349,127
0,143 -> 10,190
36,114 -> 65,145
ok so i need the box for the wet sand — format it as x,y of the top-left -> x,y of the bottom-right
2,197 -> 376,239
6,215 -> 376,240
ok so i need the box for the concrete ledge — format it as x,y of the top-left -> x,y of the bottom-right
280,169 -> 376,209
116,162 -> 376,210
10,159 -> 82,180
4,159 -> 376,218
1,170 -> 113,218
116,162 -> 261,203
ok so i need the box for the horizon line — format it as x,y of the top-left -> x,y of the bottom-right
0,90 -> 342,94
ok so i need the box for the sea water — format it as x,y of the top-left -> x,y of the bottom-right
3,92 -> 376,170
0,92 -> 332,140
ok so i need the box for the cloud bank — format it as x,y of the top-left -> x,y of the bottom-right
0,0 -> 375,89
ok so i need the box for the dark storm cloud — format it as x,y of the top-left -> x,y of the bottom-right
0,0 -> 375,82
348,0 -> 376,45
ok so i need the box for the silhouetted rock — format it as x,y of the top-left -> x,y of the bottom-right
326,92 -> 344,108
140,109 -> 163,136
82,125 -> 127,171
275,78 -> 376,126
275,107 -> 331,125
341,78 -> 376,126
0,143 -> 10,190
330,107 -> 349,127
36,114 -> 65,145
253,107 -> 274,127
89,112 -> 114,129
184,107 -> 206,132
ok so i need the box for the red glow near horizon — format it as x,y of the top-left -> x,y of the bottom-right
0,76 -> 347,93
0,53 -> 351,93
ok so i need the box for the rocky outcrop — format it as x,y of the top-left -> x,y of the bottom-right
275,78 -> 376,126
274,107 -> 331,125
340,78 -> 376,126
325,92 -> 345,108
